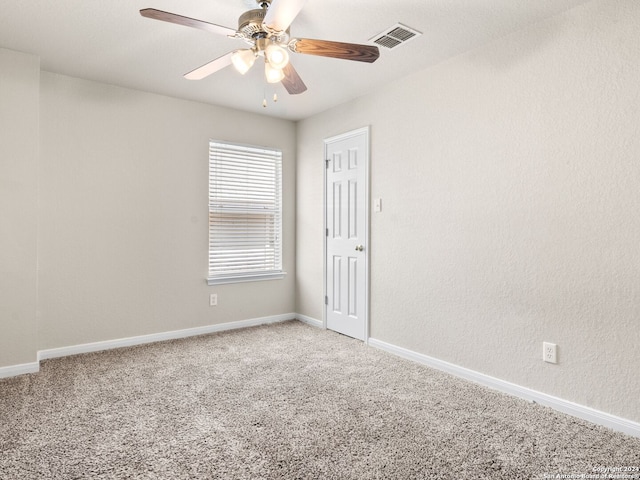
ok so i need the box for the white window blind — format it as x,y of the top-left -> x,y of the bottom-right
207,140 -> 284,285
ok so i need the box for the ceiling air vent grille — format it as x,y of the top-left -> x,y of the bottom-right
371,23 -> 421,50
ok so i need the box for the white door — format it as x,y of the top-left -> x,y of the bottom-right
324,127 -> 369,341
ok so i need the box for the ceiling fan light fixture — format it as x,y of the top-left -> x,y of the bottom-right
231,49 -> 256,75
140,2 -> 378,96
265,61 -> 285,83
265,43 -> 289,69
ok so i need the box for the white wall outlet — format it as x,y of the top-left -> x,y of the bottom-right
543,342 -> 557,364
209,294 -> 218,307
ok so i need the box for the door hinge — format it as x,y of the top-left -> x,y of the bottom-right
325,159 -> 330,168
324,295 -> 328,305
326,228 -> 329,237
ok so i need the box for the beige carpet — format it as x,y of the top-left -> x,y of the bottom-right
1,320 -> 639,479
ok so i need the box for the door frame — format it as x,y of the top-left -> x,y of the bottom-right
323,126 -> 370,342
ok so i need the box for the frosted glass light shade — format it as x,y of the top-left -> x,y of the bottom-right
265,62 -> 285,83
231,49 -> 256,75
265,44 -> 290,69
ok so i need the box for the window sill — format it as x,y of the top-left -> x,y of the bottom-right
207,272 -> 287,286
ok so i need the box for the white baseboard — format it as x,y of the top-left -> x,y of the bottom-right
38,313 -> 297,361
368,337 -> 640,439
0,361 -> 40,379
296,314 -> 323,328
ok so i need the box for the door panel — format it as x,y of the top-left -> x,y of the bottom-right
332,256 -> 341,313
333,183 -> 342,238
348,256 -> 358,317
349,180 -> 358,239
325,128 -> 369,341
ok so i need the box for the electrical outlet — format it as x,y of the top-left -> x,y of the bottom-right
209,294 -> 218,307
543,342 -> 557,364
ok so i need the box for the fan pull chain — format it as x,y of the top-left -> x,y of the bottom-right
262,89 -> 278,108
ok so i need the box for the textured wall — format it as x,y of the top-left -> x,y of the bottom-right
296,0 -> 640,422
38,73 -> 296,350
0,49 -> 39,367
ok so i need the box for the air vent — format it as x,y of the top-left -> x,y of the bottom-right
370,23 -> 421,50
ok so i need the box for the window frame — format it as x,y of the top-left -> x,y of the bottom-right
206,140 -> 285,286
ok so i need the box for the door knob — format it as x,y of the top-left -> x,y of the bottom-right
355,245 -> 364,252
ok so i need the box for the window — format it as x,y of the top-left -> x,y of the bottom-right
207,140 -> 284,285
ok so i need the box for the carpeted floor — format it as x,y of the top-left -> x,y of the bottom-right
1,320 -> 639,479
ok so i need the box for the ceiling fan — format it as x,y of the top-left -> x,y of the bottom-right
140,0 -> 380,95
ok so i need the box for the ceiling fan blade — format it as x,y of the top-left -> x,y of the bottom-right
290,38 -> 380,63
281,63 -> 307,95
263,0 -> 307,33
140,8 -> 236,37
184,52 -> 234,80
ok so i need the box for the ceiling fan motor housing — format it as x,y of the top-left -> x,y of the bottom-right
238,7 -> 289,45
238,9 -> 267,38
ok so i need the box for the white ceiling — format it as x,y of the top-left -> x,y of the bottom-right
0,0 -> 592,121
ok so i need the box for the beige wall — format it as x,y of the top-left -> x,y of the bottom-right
0,49 -> 39,367
37,73 -> 296,349
296,0 -> 640,422
1,56 -> 295,363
